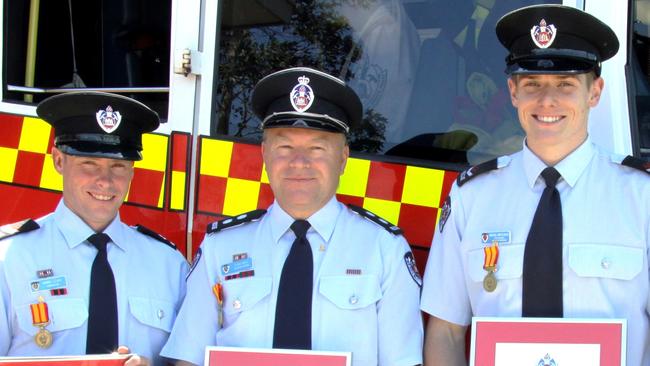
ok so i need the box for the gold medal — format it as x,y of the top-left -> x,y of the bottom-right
483,271 -> 497,292
483,241 -> 500,293
30,296 -> 53,348
212,282 -> 224,327
35,327 -> 53,348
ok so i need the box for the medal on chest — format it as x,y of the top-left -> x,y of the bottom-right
483,241 -> 499,292
30,296 -> 53,348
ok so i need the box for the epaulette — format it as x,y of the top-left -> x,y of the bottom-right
0,219 -> 40,241
457,156 -> 511,187
347,204 -> 402,235
134,225 -> 176,250
616,155 -> 650,175
207,209 -> 267,234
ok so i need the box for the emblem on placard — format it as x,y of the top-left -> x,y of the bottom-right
290,75 -> 314,112
96,105 -> 122,133
531,19 -> 557,49
537,353 -> 557,366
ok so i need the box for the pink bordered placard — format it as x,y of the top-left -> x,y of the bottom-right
469,317 -> 626,366
205,346 -> 351,366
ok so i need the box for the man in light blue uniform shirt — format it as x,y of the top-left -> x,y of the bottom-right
421,5 -> 650,366
0,92 -> 188,365
161,67 -> 423,366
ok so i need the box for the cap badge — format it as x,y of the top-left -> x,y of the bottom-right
95,105 -> 122,133
290,75 -> 314,113
530,19 -> 557,49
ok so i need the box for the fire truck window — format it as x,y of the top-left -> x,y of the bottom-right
4,0 -> 171,119
212,0 -> 559,168
632,0 -> 650,158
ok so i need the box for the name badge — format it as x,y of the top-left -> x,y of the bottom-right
221,257 -> 253,276
30,276 -> 67,293
481,231 -> 511,244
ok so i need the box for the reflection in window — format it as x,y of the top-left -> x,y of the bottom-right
213,0 -> 559,167
4,0 -> 170,118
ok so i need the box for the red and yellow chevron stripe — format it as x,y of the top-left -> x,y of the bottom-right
196,137 -> 457,247
0,114 -> 172,209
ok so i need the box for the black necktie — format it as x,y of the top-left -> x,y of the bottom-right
86,233 -> 118,354
522,167 -> 563,317
273,220 -> 313,349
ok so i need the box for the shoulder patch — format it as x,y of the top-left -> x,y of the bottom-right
0,219 -> 40,241
207,209 -> 267,234
134,225 -> 176,250
457,156 -> 511,187
617,155 -> 650,175
347,204 -> 403,235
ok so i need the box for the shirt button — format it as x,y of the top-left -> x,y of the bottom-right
157,309 -> 165,319
601,258 -> 611,269
349,295 -> 358,305
233,298 -> 242,310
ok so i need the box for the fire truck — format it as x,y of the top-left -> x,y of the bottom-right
0,0 -> 647,271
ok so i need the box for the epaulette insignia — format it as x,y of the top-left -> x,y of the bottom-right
207,209 -> 267,234
0,219 -> 40,241
134,225 -> 176,250
617,155 -> 650,175
457,156 -> 511,187
348,204 -> 402,235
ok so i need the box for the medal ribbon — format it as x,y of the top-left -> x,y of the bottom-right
30,301 -> 49,325
483,241 -> 499,271
212,283 -> 223,306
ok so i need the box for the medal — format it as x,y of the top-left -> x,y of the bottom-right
212,282 -> 224,327
483,271 -> 497,292
483,241 -> 499,292
30,296 -> 53,348
35,328 -> 53,348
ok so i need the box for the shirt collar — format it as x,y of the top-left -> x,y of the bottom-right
54,199 -> 126,251
269,197 -> 342,244
523,137 -> 595,188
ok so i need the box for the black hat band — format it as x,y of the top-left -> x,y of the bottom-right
265,96 -> 349,127
55,133 -> 142,150
507,48 -> 598,65
262,112 -> 349,133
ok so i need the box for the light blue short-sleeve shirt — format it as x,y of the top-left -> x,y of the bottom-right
0,200 -> 189,364
421,139 -> 650,365
162,197 -> 423,366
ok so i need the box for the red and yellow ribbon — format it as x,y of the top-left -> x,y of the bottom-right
483,241 -> 499,271
212,283 -> 223,306
30,299 -> 49,325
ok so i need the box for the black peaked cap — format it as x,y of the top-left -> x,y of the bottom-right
496,5 -> 619,75
252,67 -> 363,134
36,92 -> 159,161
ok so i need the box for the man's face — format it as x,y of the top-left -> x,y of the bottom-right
508,73 -> 604,159
262,128 -> 349,219
52,147 -> 134,232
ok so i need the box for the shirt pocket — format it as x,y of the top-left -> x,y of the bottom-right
467,244 -> 525,282
319,275 -> 382,309
16,298 -> 88,336
568,244 -> 643,280
222,277 -> 272,316
128,296 -> 176,333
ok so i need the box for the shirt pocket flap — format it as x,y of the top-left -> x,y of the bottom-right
128,297 -> 176,333
568,244 -> 643,280
468,244 -> 525,282
17,298 -> 88,336
319,275 -> 381,310
222,277 -> 272,315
